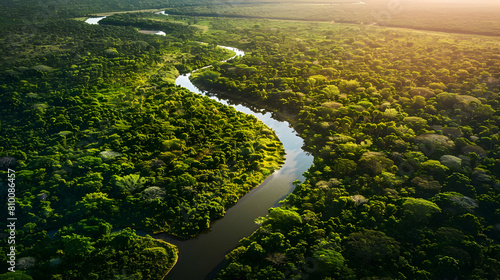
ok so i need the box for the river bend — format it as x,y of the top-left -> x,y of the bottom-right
84,16 -> 313,280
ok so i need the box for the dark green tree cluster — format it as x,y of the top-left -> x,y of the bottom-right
187,18 -> 500,279
23,228 -> 178,280
0,0 -> 233,24
99,13 -> 200,42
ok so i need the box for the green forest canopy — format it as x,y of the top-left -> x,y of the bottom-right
0,11 -> 284,279
1,1 -> 500,279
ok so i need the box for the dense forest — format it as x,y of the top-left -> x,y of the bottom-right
0,10 -> 284,280
1,0 -> 500,279
187,16 -> 500,280
0,0 -> 217,23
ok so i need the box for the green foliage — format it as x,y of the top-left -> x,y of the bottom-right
204,15 -> 500,280
57,229 -> 177,279
345,230 -> 400,266
0,11 -> 285,279
2,2 -> 500,279
0,272 -> 33,280
61,234 -> 95,260
263,208 -> 302,231
0,0 -> 219,22
402,197 -> 441,222
115,174 -> 146,194
164,0 -> 500,36
99,13 -> 200,43
313,249 -> 345,274
443,173 -> 476,197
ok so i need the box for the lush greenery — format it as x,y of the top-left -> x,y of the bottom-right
183,17 -> 500,280
1,1 -> 500,279
165,0 -> 500,37
25,228 -> 178,279
0,12 -> 284,279
0,0 -> 226,24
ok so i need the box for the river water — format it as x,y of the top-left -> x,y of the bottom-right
85,16 -> 313,280
161,47 -> 313,280
84,17 -> 106,24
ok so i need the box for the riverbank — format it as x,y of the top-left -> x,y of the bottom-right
161,242 -> 179,280
162,45 -> 312,280
89,15 -> 305,278
191,81 -> 304,144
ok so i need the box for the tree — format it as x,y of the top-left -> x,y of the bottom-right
62,234 -> 95,260
458,213 -> 483,235
313,248 -> 345,275
411,176 -> 442,197
246,242 -> 265,261
420,160 -> 450,178
436,256 -> 460,279
339,79 -> 361,93
141,186 -> 166,201
403,116 -> 428,131
473,104 -> 495,120
442,173 -> 476,197
402,197 -> 441,222
75,217 -> 112,239
77,192 -> 118,218
331,158 -> 357,177
358,151 -> 394,176
321,85 -> 340,99
414,134 -> 455,156
440,155 -> 463,172
218,263 -> 252,280
408,87 -> 435,99
0,272 -> 33,280
345,230 -> 400,267
263,208 -> 302,231
115,174 -> 146,194
254,266 -> 284,280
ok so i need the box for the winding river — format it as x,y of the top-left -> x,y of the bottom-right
85,17 -> 313,280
